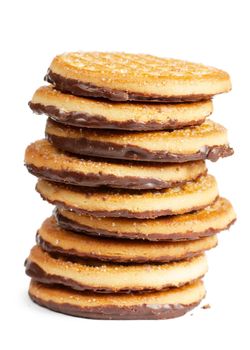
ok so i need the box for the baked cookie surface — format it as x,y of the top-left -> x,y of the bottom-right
29,279 -> 205,320
55,197 -> 235,241
36,175 -> 218,218
37,216 -> 217,263
29,86 -> 213,130
25,245 -> 208,292
46,119 -> 233,162
25,140 -> 207,190
45,52 -> 231,102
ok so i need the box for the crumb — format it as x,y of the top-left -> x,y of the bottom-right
190,313 -> 193,316
202,304 -> 211,309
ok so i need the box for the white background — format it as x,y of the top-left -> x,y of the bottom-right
1,0 -> 249,349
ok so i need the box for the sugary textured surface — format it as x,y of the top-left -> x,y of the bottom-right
25,245 -> 208,292
25,140 -> 207,190
29,86 -> 213,130
56,197 -> 236,241
37,216 -> 218,263
35,174 -> 219,218
46,52 -> 231,101
46,119 -> 227,145
45,119 -> 233,162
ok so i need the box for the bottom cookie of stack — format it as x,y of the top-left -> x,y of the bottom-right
28,279 -> 205,320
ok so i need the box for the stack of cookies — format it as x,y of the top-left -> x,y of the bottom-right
24,52 -> 236,320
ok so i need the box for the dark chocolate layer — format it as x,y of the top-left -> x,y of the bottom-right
55,209 -> 236,241
37,234 -> 204,263
25,260 -> 196,293
29,290 -> 199,320
29,102 -> 205,131
46,133 -> 234,163
26,163 -> 203,190
45,70 -> 213,102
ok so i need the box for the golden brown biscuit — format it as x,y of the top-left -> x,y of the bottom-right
45,52 -> 231,102
37,216 -> 218,263
36,175 -> 218,218
28,279 -> 206,320
56,197 -> 235,241
25,245 -> 208,292
25,140 -> 207,190
29,86 -> 213,130
46,119 -> 233,162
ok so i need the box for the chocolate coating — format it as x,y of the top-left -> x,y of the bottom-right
29,291 -> 199,320
26,164 -> 203,190
46,133 -> 234,163
45,70 -> 213,103
55,209 -> 236,241
38,185 -> 215,218
29,102 -> 205,131
37,234 -> 204,263
25,260 -> 198,293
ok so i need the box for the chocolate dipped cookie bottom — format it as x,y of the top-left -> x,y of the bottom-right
29,279 -> 205,320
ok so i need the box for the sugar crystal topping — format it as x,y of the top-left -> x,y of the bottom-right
59,52 -> 228,80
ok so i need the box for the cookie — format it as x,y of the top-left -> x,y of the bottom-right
56,197 -> 235,241
45,52 -> 231,102
28,279 -> 205,320
29,86 -> 213,131
25,245 -> 207,292
46,119 -> 233,163
37,216 -> 217,263
36,175 -> 218,219
25,140 -> 207,190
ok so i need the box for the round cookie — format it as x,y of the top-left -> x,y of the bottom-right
37,216 -> 218,263
25,245 -> 208,293
36,174 -> 218,219
56,197 -> 236,241
25,140 -> 207,190
29,86 -> 213,131
46,119 -> 234,163
28,279 -> 206,320
45,52 -> 231,102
